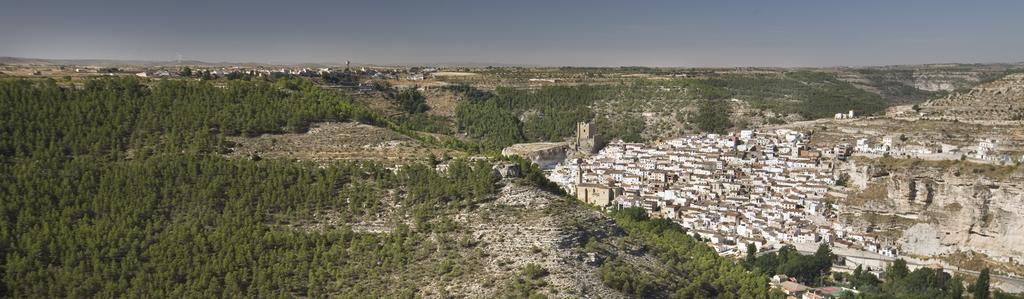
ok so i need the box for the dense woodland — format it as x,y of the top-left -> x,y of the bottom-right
691,99 -> 733,134
0,77 -> 384,160
0,78 -> 495,297
2,154 -> 495,297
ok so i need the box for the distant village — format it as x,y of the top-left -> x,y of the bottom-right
135,65 -> 440,90
3,63 -> 443,94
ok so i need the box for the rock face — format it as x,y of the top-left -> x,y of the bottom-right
844,158 -> 1024,269
501,142 -> 569,169
894,173 -> 1024,260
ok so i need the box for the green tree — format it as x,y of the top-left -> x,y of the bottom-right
814,244 -> 833,267
693,99 -> 732,133
850,265 -> 880,289
745,243 -> 757,266
887,259 -> 910,280
975,268 -> 990,299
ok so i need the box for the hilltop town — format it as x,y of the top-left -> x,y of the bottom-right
552,126 -> 864,257
541,110 -> 1024,293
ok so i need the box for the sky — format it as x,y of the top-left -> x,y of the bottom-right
2,0 -> 1023,67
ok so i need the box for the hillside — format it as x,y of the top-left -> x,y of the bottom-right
917,73 -> 1024,123
0,77 -> 774,298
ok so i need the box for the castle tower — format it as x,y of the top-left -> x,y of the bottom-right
575,122 -> 599,154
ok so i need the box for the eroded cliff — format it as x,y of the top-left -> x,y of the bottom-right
842,157 -> 1024,273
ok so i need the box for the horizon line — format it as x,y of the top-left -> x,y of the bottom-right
2,55 -> 1023,69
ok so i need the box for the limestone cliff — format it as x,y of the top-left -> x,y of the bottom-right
842,157 -> 1024,271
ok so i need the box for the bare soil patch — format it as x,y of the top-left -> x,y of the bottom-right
227,122 -> 452,165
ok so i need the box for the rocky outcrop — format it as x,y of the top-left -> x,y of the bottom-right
433,181 -> 653,298
502,142 -> 569,169
843,158 -> 1024,270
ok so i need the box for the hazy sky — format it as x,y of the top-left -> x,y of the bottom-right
2,0 -> 1023,67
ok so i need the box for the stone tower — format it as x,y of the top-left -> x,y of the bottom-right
575,162 -> 583,185
575,122 -> 599,154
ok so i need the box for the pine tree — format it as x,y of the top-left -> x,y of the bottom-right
745,243 -> 757,266
974,268 -> 990,299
